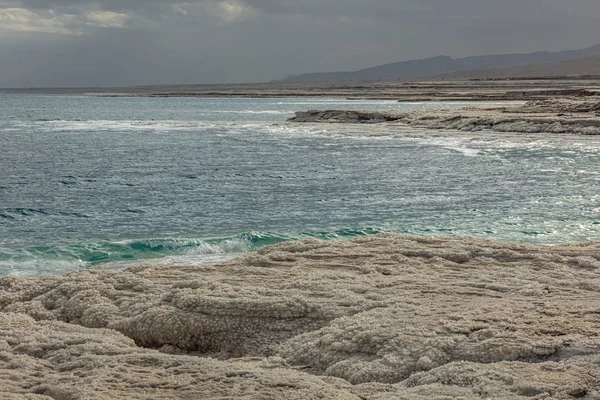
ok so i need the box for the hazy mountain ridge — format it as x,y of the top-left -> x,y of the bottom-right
438,53 -> 600,80
278,44 -> 600,82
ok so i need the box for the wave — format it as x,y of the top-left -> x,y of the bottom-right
0,208 -> 90,220
210,110 -> 291,115
4,120 -> 222,134
0,229 -> 383,277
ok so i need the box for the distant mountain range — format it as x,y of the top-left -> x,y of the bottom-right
438,54 -> 600,80
277,45 -> 600,83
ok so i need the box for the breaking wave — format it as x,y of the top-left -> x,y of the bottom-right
0,229 -> 383,277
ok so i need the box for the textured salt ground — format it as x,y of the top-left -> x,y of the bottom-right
288,99 -> 600,135
1,234 -> 600,399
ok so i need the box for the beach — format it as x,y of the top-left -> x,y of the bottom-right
2,234 -> 600,398
5,0 -> 600,396
1,85 -> 600,398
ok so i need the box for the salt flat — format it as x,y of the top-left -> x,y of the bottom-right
289,99 -> 600,135
2,234 -> 599,399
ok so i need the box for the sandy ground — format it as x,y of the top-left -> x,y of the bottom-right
2,234 -> 600,399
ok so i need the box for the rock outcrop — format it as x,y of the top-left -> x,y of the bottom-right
288,110 -> 406,123
0,312 -> 359,399
288,100 -> 600,135
2,234 -> 600,398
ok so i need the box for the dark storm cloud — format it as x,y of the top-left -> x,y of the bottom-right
1,0 -> 600,87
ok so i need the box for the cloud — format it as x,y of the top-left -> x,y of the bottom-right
0,8 -> 77,34
2,0 -> 600,86
170,1 -> 257,23
0,1 -> 255,36
208,0 -> 256,22
84,10 -> 128,28
0,7 -> 129,35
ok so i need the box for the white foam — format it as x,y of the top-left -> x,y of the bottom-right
1,258 -> 89,278
440,145 -> 481,157
211,110 -> 291,115
15,120 -> 220,133
184,237 -> 251,255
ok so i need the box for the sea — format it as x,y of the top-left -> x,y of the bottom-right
1,93 -> 599,276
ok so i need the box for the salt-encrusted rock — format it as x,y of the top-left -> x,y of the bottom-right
288,100 -> 600,135
289,110 -> 407,123
0,312 -> 359,399
1,234 -> 600,398
280,300 -> 600,384
393,361 -> 599,399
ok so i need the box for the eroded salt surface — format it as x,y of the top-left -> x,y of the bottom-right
1,234 -> 599,399
288,99 -> 600,135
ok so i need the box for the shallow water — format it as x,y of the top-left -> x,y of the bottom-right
1,94 -> 599,276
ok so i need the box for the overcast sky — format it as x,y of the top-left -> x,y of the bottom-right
1,0 -> 600,87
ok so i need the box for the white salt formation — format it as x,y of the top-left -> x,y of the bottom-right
1,234 -> 600,399
288,99 -> 600,135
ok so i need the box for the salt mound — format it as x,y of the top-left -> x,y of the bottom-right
1,234 -> 600,398
0,312 -> 358,399
288,99 -> 600,135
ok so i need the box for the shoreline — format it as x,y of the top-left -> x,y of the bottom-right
2,234 -> 599,398
288,99 -> 600,135
3,80 -> 600,398
3,78 -> 600,102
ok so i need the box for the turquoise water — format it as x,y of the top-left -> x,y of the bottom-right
1,94 -> 599,276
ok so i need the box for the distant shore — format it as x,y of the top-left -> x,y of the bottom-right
288,98 -> 600,135
3,78 -> 600,102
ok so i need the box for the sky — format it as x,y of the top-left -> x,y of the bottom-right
1,0 -> 600,87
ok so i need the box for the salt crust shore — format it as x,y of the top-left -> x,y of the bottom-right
1,234 -> 600,399
288,99 -> 600,135
5,79 -> 600,102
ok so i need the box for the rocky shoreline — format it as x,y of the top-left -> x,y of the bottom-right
2,234 -> 600,399
288,99 -> 600,135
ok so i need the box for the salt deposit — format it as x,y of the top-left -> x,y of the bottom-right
288,99 -> 600,135
1,234 -> 600,399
